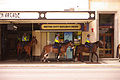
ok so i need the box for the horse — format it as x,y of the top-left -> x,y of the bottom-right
117,44 -> 120,62
17,36 -> 37,61
40,41 -> 74,62
74,41 -> 103,62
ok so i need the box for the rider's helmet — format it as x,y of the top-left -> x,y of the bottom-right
87,34 -> 90,37
56,33 -> 60,36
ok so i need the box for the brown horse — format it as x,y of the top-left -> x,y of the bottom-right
117,44 -> 120,62
17,36 -> 37,61
40,41 -> 74,62
74,41 -> 103,62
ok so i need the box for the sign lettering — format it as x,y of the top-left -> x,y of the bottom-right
0,12 -> 39,19
41,24 -> 81,30
0,13 -> 20,19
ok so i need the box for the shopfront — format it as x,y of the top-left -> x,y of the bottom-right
0,11 -> 95,60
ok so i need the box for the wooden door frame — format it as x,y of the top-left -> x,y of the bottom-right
97,11 -> 118,58
99,33 -> 114,58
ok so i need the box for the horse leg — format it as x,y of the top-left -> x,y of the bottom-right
119,54 -> 120,62
65,52 -> 67,59
56,52 -> 60,61
30,48 -> 32,62
24,51 -> 27,62
74,50 -> 78,62
28,47 -> 32,62
80,53 -> 84,62
40,52 -> 45,62
17,48 -> 19,59
91,53 -> 93,62
94,52 -> 98,62
43,53 -> 48,62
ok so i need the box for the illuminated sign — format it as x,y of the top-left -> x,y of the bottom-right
0,12 -> 39,19
41,24 -> 81,30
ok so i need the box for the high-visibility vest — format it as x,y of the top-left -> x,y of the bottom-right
85,38 -> 90,43
22,36 -> 29,41
55,36 -> 59,43
17,36 -> 21,41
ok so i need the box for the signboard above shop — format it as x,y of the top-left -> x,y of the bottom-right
41,24 -> 81,30
0,12 -> 39,19
0,11 -> 95,20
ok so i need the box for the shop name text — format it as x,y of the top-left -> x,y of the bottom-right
0,13 -> 20,19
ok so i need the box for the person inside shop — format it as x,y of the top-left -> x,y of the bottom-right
85,34 -> 92,52
54,33 -> 61,57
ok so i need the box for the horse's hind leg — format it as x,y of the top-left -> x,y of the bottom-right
42,53 -> 49,62
80,53 -> 84,62
56,53 -> 60,61
119,54 -> 120,62
94,52 -> 98,62
28,54 -> 32,62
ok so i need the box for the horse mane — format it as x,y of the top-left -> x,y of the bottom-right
61,41 -> 73,46
92,41 -> 99,44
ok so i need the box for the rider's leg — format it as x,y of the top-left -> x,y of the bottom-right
87,43 -> 92,52
57,46 -> 60,59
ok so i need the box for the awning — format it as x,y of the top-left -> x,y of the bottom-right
0,19 -> 94,24
35,30 -> 82,32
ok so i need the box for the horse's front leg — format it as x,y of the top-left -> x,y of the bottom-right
94,52 -> 98,62
91,53 -> 93,62
64,52 -> 67,59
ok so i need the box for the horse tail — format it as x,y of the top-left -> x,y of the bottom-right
117,44 -> 119,58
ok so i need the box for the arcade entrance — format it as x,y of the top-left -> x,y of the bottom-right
99,14 -> 114,58
1,24 -> 32,60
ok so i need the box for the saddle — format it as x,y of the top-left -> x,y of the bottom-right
85,44 -> 93,52
52,43 -> 60,48
85,44 -> 90,48
52,43 -> 63,49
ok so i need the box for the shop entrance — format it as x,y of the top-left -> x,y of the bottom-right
1,24 -> 32,60
38,31 -> 82,59
99,14 -> 114,58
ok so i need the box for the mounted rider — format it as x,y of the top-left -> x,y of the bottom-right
55,33 -> 60,44
22,33 -> 30,47
17,34 -> 21,42
85,34 -> 92,52
54,33 -> 61,58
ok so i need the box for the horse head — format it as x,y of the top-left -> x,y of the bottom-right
66,41 -> 74,48
98,40 -> 104,48
32,36 -> 37,45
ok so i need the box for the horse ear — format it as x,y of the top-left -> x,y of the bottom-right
33,36 -> 36,38
99,40 -> 104,47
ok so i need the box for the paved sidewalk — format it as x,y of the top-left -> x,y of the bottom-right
0,59 -> 120,67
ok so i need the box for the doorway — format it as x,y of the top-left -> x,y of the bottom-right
99,14 -> 114,58
1,24 -> 32,60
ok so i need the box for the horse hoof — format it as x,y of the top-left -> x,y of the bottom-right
48,61 -> 50,63
91,60 -> 93,62
74,58 -> 78,62
57,59 -> 59,62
